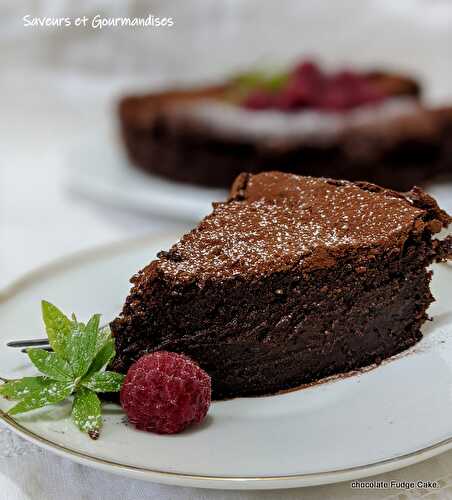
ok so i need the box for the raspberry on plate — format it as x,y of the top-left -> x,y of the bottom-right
120,351 -> 211,434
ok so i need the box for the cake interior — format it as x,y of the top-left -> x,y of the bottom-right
111,235 -> 434,399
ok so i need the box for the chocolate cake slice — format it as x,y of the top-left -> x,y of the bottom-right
119,61 -> 452,190
110,172 -> 452,399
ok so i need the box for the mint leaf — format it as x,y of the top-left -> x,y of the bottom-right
27,348 -> 73,381
264,72 -> 290,91
82,371 -> 125,393
72,387 -> 102,439
41,301 -> 72,359
86,338 -> 116,377
67,314 -> 99,378
234,70 -> 289,92
0,377 -> 49,400
95,325 -> 112,354
8,380 -> 74,415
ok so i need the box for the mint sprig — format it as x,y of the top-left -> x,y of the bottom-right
0,301 -> 124,440
227,69 -> 290,103
234,70 -> 290,92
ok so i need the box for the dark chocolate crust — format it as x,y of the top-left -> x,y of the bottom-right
119,73 -> 452,190
110,172 -> 451,399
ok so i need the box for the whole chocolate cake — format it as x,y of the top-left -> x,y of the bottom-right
110,172 -> 452,399
119,61 -> 452,190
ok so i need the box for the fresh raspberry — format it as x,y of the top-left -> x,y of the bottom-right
274,79 -> 317,110
293,60 -> 324,85
242,89 -> 275,110
319,81 -> 352,111
120,351 -> 211,434
241,60 -> 387,113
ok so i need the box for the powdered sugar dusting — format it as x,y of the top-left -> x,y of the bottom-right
159,174 -> 424,282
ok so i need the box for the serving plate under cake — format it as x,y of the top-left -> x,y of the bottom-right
1,233 -> 452,489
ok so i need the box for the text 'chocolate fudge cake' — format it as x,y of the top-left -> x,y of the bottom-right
119,61 -> 452,190
110,172 -> 452,399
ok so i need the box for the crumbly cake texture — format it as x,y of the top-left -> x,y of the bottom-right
119,73 -> 452,190
110,172 -> 452,399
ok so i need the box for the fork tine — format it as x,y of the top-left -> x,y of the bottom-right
7,339 -> 50,348
21,346 -> 53,354
7,324 -> 110,350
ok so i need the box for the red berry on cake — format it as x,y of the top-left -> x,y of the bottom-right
292,60 -> 324,85
120,351 -> 211,434
242,89 -> 274,110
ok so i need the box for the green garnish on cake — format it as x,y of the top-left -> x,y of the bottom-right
0,301 -> 125,440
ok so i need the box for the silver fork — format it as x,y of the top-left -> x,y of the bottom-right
7,323 -> 111,353
6,339 -> 52,353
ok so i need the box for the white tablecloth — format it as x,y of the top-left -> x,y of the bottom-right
5,425 -> 452,500
2,1 -> 452,498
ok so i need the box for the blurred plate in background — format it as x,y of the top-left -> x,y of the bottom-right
66,134 -> 452,221
66,135 -> 227,222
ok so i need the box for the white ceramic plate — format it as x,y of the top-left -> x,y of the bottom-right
66,135 -> 227,222
1,233 -> 452,490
